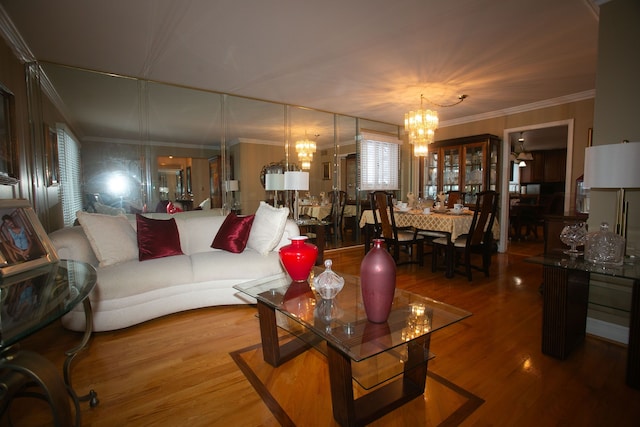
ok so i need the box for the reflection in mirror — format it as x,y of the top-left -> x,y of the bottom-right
226,95 -> 285,214
39,62 -> 400,248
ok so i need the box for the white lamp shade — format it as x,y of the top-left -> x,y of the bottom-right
265,173 -> 285,191
584,142 -> 640,189
284,171 -> 309,191
225,180 -> 239,192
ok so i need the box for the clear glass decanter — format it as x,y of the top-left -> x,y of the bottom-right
585,222 -> 625,267
313,259 -> 344,300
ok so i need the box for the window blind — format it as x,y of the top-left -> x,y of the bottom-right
57,127 -> 83,226
359,132 -> 401,191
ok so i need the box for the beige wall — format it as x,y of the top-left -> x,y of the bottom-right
590,0 -> 640,258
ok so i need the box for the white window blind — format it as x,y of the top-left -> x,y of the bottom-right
359,132 -> 401,191
57,127 -> 83,226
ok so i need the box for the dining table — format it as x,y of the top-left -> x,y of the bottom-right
359,208 -> 500,253
299,204 -> 356,220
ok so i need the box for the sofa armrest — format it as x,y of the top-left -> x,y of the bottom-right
48,226 -> 100,267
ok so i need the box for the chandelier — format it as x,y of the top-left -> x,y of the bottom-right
404,94 -> 439,156
404,93 -> 467,156
295,134 -> 316,170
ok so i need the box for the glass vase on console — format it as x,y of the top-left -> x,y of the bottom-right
559,222 -> 587,257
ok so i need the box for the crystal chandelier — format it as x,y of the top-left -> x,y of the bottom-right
404,94 -> 439,157
295,134 -> 316,170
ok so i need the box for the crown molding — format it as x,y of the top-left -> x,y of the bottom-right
440,89 -> 596,128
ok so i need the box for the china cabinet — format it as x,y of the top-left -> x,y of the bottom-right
422,134 -> 500,204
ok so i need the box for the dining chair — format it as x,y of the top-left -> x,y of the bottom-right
370,191 -> 424,266
432,190 -> 499,280
446,191 -> 466,208
323,190 -> 347,241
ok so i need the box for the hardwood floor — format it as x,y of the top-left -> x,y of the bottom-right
5,238 -> 640,426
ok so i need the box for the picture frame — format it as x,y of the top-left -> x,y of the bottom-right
0,199 -> 59,277
44,124 -> 59,186
0,84 -> 19,186
322,162 -> 331,180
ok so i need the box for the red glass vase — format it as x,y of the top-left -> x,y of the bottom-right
360,238 -> 396,323
279,236 -> 318,282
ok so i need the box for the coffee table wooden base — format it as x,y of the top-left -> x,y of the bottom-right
257,300 -> 432,427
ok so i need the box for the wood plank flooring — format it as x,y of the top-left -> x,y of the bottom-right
4,239 -> 640,426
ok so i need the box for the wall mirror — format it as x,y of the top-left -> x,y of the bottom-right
38,62 -> 401,248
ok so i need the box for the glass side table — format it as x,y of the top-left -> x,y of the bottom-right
526,254 -> 640,389
0,260 -> 98,426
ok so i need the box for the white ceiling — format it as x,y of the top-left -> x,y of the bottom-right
1,0 -> 600,143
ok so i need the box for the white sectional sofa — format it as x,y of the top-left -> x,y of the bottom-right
48,204 -> 298,332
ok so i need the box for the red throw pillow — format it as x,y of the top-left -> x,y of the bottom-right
136,214 -> 184,261
211,213 -> 255,253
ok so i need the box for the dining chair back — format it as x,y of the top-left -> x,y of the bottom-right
370,191 -> 424,266
446,191 -> 466,208
324,190 -> 347,241
432,190 -> 498,280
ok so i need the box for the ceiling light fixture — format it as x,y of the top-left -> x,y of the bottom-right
404,94 -> 467,156
295,132 -> 317,170
516,132 -> 533,165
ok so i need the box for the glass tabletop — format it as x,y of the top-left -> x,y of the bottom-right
234,267 -> 471,388
0,260 -> 97,348
526,253 -> 640,281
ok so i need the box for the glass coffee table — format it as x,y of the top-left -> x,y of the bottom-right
234,267 -> 471,426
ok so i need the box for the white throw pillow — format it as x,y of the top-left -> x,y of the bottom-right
77,211 -> 138,267
246,202 -> 289,255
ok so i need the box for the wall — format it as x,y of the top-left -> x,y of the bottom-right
586,0 -> 640,342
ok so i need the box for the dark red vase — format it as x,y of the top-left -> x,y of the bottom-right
360,238 -> 396,323
279,236 -> 318,282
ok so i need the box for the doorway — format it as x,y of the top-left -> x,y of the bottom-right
499,119 -> 574,252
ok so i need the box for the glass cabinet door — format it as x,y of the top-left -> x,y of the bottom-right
441,146 -> 460,194
463,142 -> 485,202
424,150 -> 438,199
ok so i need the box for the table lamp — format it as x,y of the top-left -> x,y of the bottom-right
265,173 -> 285,207
284,171 -> 309,222
224,180 -> 239,210
584,141 -> 640,239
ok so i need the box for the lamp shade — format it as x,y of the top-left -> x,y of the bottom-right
265,173 -> 285,191
284,171 -> 309,191
584,142 -> 640,189
225,180 -> 239,192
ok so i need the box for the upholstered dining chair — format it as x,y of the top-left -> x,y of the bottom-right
432,190 -> 499,281
370,191 -> 424,266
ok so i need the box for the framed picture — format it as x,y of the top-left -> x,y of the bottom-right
323,162 -> 331,180
0,84 -> 19,186
0,199 -> 59,277
44,124 -> 59,186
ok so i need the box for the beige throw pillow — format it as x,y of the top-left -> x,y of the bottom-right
246,202 -> 289,255
77,211 -> 138,267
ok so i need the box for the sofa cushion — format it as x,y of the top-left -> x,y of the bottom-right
190,250 -> 283,282
247,202 -> 289,255
77,211 -> 138,267
211,212 -> 255,253
136,214 -> 184,261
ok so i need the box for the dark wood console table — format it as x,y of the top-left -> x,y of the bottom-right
526,254 -> 640,389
